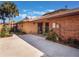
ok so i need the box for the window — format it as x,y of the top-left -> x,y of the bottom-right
56,24 -> 60,28
52,23 -> 60,29
52,23 -> 56,28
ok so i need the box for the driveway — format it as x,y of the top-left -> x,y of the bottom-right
0,34 -> 44,57
19,34 -> 79,57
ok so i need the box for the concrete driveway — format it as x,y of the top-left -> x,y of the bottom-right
0,34 -> 44,57
19,34 -> 79,57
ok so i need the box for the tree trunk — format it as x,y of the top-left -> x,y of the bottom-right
9,17 -> 12,33
3,19 -> 5,26
9,18 -> 11,28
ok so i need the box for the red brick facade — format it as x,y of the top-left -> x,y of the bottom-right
18,9 -> 79,41
48,15 -> 79,41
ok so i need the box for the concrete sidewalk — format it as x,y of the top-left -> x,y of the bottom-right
19,34 -> 79,57
0,34 -> 44,57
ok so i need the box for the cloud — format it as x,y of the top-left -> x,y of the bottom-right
17,13 -> 38,20
18,9 -> 55,20
19,14 -> 27,19
27,9 -> 55,16
23,10 -> 27,12
23,9 -> 32,12
32,11 -> 46,15
26,15 -> 40,19
46,9 -> 55,12
16,14 -> 27,19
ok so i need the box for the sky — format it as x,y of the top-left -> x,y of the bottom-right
1,1 -> 79,22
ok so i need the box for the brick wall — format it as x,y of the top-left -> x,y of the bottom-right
18,14 -> 79,40
49,15 -> 79,40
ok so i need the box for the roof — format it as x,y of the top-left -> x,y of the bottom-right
36,8 -> 79,20
18,8 -> 79,23
17,19 -> 38,24
43,9 -> 70,16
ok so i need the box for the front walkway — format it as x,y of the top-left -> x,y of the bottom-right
19,34 -> 79,57
0,34 -> 44,57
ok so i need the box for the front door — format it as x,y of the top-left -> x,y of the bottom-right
38,23 -> 43,34
45,22 -> 49,33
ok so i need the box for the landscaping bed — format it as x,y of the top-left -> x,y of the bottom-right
14,30 -> 26,35
44,30 -> 79,49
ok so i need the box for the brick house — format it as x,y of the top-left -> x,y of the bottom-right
17,9 -> 79,40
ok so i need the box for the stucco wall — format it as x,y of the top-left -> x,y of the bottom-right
21,22 -> 37,34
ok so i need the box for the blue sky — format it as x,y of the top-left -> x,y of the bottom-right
1,1 -> 79,22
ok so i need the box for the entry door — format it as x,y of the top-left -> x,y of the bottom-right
38,23 -> 43,34
45,22 -> 49,33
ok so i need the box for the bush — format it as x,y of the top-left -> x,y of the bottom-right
46,31 -> 61,42
15,30 -> 26,35
43,32 -> 48,36
0,25 -> 6,37
66,38 -> 79,48
67,38 -> 79,45
0,25 -> 12,37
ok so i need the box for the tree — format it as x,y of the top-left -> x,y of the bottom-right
0,1 -> 19,37
0,1 -> 19,26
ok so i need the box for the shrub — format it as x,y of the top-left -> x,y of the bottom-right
74,40 -> 79,45
0,25 -> 12,37
46,30 -> 61,42
0,25 -> 6,37
67,38 -> 75,44
15,30 -> 26,35
43,32 -> 48,36
67,38 -> 79,47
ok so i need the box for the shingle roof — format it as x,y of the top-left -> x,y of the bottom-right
43,9 -> 70,16
19,8 -> 79,23
35,8 -> 79,20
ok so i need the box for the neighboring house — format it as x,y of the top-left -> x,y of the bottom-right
0,23 -> 3,32
0,23 -> 10,32
17,8 -> 79,40
0,22 -> 16,32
